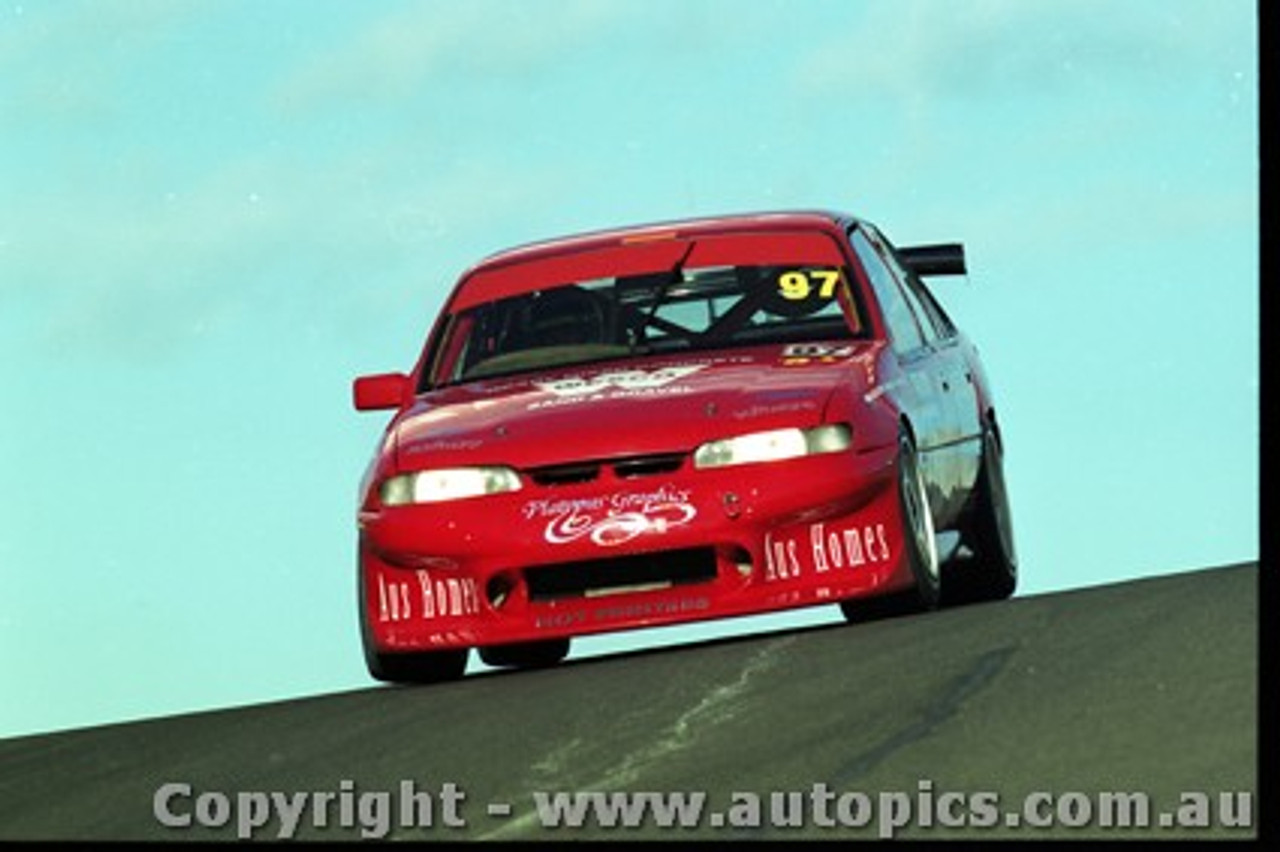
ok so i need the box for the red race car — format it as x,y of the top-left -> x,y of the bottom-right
352,210 -> 1017,682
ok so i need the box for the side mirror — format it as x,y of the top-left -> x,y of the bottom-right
353,372 -> 410,411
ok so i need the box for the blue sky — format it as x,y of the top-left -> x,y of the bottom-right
0,0 -> 1257,739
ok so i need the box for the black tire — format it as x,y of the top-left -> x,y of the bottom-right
358,567 -> 470,684
365,646 -> 470,684
946,420 -> 1018,605
841,426 -> 941,623
479,638 -> 571,669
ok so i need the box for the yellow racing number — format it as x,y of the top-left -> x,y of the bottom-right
778,269 -> 842,301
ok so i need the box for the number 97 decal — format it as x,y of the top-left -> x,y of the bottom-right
778,269 -> 843,301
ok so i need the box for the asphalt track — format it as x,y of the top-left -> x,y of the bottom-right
0,562 -> 1260,840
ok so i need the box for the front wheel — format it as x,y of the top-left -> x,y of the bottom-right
479,638 -> 571,670
841,427 -> 941,623
365,646 -> 470,684
358,571 -> 470,684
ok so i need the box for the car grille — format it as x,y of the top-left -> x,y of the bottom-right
524,547 -> 717,601
527,452 -> 685,487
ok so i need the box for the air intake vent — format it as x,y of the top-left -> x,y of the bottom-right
525,547 -> 717,601
526,453 -> 687,486
613,453 -> 684,478
528,462 -> 601,486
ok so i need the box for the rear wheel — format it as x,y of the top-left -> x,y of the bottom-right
480,638 -> 571,669
946,419 -> 1017,605
841,427 -> 941,623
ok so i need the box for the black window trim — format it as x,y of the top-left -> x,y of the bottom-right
847,223 -> 932,357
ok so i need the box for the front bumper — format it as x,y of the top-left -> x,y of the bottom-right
358,443 -> 910,652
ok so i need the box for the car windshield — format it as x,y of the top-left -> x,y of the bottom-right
428,261 -> 867,386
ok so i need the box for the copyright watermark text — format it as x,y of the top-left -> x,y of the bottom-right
152,778 -> 1254,839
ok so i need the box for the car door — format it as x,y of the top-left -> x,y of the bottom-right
847,226 -> 958,516
901,266 -> 977,473
878,237 -> 985,508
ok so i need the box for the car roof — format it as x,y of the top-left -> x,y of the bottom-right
443,210 -> 865,312
468,209 -> 863,272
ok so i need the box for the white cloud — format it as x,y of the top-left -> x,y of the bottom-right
1,141 -> 579,358
270,0 -> 644,113
0,0 -> 206,124
790,0 -> 1253,100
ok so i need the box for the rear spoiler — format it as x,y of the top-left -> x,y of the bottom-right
898,243 -> 966,277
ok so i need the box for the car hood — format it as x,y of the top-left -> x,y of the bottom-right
390,343 -> 878,470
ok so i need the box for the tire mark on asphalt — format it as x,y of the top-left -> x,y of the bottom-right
578,635 -> 795,790
829,644 -> 1018,787
478,635 -> 795,839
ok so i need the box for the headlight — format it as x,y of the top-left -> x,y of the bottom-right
379,466 -> 522,505
693,424 -> 852,469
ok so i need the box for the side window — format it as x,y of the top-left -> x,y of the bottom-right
910,278 -> 958,339
875,230 -> 958,340
897,274 -> 943,344
850,228 -> 925,354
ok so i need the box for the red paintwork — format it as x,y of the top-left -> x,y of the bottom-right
391,347 -> 874,469
353,372 -> 410,411
352,210 -> 996,662
449,229 -> 846,311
